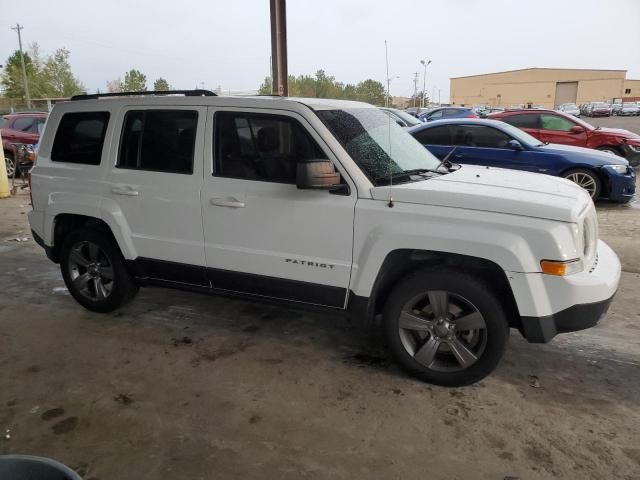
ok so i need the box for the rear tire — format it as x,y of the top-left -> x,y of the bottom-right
383,268 -> 509,387
4,152 -> 16,178
60,228 -> 138,313
563,168 -> 601,199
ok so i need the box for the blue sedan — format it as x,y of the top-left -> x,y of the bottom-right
408,119 -> 635,202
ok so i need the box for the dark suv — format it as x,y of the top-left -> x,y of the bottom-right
1,112 -> 47,177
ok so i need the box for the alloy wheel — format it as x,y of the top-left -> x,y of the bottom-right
5,155 -> 16,178
67,241 -> 115,301
565,172 -> 597,198
398,290 -> 487,372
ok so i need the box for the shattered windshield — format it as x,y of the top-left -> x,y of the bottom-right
316,108 -> 443,184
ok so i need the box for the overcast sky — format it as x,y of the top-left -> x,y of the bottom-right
2,0 -> 639,101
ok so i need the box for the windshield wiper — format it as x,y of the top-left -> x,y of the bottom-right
433,146 -> 458,173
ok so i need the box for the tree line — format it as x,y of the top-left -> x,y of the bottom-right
258,70 -> 387,105
2,46 -> 388,106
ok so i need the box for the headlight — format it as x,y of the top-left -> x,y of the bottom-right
627,144 -> 640,153
540,259 -> 584,276
604,164 -> 628,174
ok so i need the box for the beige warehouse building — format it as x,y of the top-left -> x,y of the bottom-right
450,68 -> 640,108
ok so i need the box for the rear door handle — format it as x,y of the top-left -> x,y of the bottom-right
111,187 -> 139,196
210,198 -> 245,208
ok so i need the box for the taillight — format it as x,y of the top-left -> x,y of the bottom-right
468,113 -> 478,118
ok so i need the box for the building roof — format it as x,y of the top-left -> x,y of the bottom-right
451,67 -> 627,80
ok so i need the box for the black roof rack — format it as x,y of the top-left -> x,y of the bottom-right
70,89 -> 217,101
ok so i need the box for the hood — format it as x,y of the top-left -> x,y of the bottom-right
370,165 -> 591,223
592,127 -> 640,141
539,143 -> 629,165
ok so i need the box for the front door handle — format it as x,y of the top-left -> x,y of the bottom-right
111,187 -> 139,196
210,198 -> 245,208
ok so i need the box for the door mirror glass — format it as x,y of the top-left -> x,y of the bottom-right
508,139 -> 524,151
296,160 -> 340,189
569,125 -> 585,134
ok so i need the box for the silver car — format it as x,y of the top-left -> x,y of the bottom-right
557,103 -> 581,117
616,103 -> 640,116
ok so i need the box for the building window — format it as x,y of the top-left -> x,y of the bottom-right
625,88 -> 631,94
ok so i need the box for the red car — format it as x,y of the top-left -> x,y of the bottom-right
1,112 -> 47,177
489,109 -> 640,166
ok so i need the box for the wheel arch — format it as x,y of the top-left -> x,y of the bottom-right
350,249 -> 521,331
559,165 -> 608,197
50,213 -> 120,263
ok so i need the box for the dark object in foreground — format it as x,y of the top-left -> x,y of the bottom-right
0,455 -> 82,480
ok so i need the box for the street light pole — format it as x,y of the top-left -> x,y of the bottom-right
11,23 -> 31,109
420,59 -> 431,109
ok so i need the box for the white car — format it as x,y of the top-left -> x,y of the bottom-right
28,91 -> 621,386
557,103 -> 581,117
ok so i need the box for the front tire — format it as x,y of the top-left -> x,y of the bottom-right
563,168 -> 601,199
383,268 -> 509,387
60,228 -> 138,313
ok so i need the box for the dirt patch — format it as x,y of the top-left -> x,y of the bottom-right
41,407 -> 65,421
52,417 -> 78,435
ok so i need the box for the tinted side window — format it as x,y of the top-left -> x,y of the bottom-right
214,112 -> 326,183
540,114 -> 575,132
501,113 -> 539,129
428,110 -> 443,119
118,110 -> 197,174
443,109 -> 462,117
13,117 -> 34,132
51,112 -> 110,165
450,125 -> 511,148
413,126 -> 451,145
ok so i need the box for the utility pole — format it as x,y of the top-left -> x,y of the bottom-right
11,23 -> 31,109
270,0 -> 288,96
413,72 -> 419,109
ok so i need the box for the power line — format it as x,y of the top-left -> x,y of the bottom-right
11,23 -> 31,108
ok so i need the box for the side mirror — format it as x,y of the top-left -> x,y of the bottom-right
296,159 -> 341,190
396,120 -> 406,127
569,125 -> 585,134
508,139 -> 524,151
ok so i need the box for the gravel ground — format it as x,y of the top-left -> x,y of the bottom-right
1,191 -> 639,480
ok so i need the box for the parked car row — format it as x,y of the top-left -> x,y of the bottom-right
1,111 -> 47,177
408,118 -> 635,202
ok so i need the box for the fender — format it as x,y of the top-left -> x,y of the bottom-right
349,199 -> 579,299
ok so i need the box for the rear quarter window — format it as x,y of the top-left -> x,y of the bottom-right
51,112 -> 110,165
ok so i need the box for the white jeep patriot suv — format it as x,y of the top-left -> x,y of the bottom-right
28,90 -> 621,386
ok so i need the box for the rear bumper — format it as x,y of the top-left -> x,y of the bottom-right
31,229 -> 57,263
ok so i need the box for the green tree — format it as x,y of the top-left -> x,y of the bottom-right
39,48 -> 85,97
258,76 -> 272,95
0,50 -> 38,100
153,77 -> 170,91
121,69 -> 147,91
356,79 -> 386,105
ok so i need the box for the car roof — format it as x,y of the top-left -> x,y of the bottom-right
407,118 -> 506,132
50,94 -> 373,113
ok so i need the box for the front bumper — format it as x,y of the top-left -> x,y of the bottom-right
508,240 -> 621,343
604,165 -> 636,201
621,144 -> 640,167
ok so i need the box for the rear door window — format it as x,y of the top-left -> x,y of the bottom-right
118,110 -> 198,174
12,117 -> 35,132
428,110 -> 443,120
51,112 -> 110,165
413,126 -> 451,145
502,113 -> 540,129
451,125 -> 511,148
